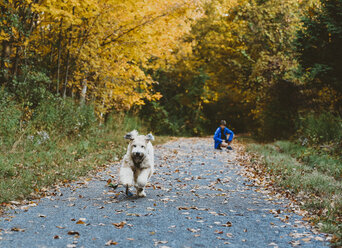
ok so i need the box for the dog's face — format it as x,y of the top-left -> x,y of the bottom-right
130,136 -> 148,164
124,130 -> 154,166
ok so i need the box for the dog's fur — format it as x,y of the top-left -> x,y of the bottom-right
119,130 -> 154,197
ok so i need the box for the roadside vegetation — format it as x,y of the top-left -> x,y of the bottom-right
0,89 -> 169,204
240,115 -> 342,246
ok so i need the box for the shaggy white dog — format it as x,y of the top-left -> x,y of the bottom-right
119,130 -> 154,197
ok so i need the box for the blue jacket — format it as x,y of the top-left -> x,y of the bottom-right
213,127 -> 234,149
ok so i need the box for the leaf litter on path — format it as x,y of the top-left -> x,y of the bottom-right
0,138 -> 329,247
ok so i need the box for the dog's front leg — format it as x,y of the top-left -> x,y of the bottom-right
135,168 -> 151,197
119,167 -> 134,196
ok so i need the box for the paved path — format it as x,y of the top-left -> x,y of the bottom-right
0,138 -> 328,247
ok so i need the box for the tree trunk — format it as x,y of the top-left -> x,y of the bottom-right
49,43 -> 54,91
56,18 -> 63,95
13,45 -> 21,79
80,79 -> 87,105
63,28 -> 73,98
0,40 -> 11,86
63,8 -> 74,98
63,49 -> 70,98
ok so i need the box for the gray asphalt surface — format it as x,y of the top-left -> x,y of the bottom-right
0,138 -> 329,248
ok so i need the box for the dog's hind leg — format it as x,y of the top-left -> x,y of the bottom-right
125,185 -> 133,197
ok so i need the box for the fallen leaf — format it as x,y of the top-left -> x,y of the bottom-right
302,237 -> 311,243
112,221 -> 126,229
54,235 -> 60,239
11,227 -> 25,232
226,233 -> 233,238
105,240 -> 118,246
154,240 -> 168,245
126,213 -> 140,217
67,231 -> 80,236
222,221 -> 232,227
314,236 -> 324,241
289,240 -> 301,247
331,235 -> 340,243
76,220 -> 85,225
178,206 -> 190,210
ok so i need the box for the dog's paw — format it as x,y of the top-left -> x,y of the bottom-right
137,190 -> 146,197
126,190 -> 134,197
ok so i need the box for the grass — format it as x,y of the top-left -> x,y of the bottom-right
0,113 -> 169,205
241,138 -> 342,246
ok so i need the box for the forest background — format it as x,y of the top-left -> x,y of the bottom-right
0,0 -> 341,245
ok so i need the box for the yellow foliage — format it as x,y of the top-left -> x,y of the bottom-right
2,0 -> 201,118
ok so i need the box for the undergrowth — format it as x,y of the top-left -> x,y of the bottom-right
244,139 -> 342,247
0,90 -> 167,204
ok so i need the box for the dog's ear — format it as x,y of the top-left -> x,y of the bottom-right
145,133 -> 154,142
124,130 -> 138,140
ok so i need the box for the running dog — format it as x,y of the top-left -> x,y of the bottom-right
119,130 -> 154,197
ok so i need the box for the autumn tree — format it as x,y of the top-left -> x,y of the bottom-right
296,0 -> 342,114
150,0 -> 300,137
0,0 -> 201,117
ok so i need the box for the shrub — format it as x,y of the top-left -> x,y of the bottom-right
256,80 -> 301,141
139,101 -> 179,135
297,112 -> 342,145
32,97 -> 97,137
0,90 -> 22,148
10,65 -> 51,108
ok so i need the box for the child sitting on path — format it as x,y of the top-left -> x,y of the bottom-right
213,120 -> 234,150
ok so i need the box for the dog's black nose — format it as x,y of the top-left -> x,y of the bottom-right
134,152 -> 142,156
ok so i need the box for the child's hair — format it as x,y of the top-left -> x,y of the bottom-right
220,120 -> 226,126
